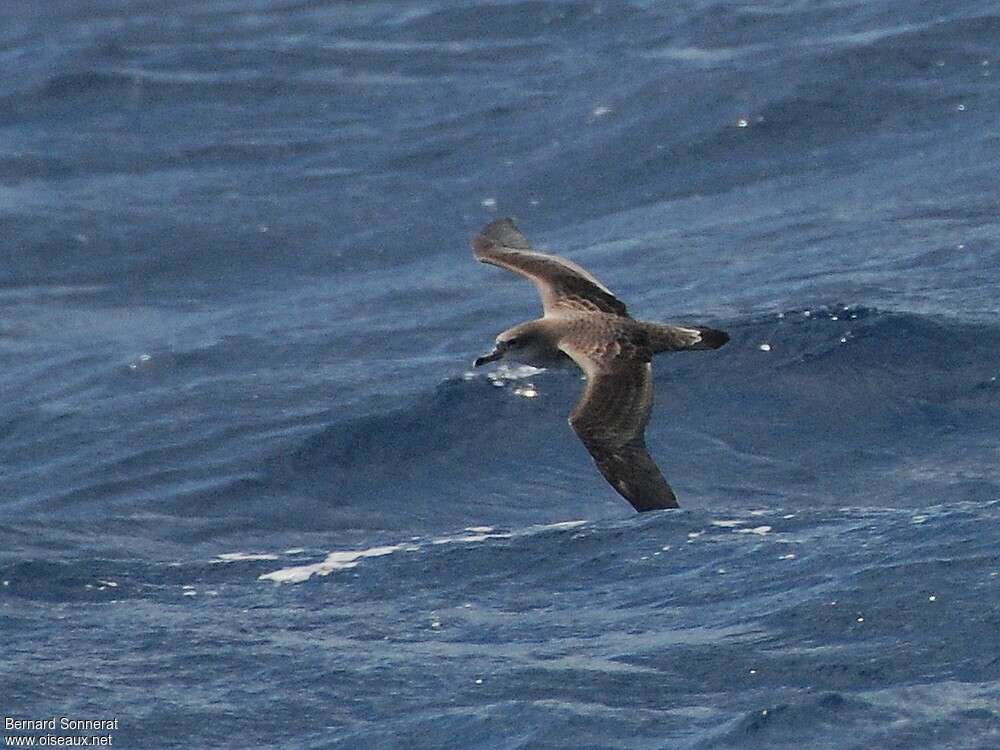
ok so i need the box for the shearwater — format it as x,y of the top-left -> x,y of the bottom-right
472,218 -> 729,512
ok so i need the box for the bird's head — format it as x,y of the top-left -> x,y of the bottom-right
473,322 -> 541,367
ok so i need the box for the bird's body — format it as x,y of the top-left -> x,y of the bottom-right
472,218 -> 728,512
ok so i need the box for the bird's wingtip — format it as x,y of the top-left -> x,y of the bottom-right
472,217 -> 530,253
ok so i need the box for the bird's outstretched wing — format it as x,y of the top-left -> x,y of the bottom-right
561,335 -> 679,512
472,218 -> 629,317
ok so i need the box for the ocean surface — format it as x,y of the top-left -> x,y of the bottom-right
2,0 -> 999,747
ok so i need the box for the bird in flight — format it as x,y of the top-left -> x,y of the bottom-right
472,218 -> 728,511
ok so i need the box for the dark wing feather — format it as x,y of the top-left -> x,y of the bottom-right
562,336 -> 678,512
472,218 -> 628,318
579,437 -> 679,512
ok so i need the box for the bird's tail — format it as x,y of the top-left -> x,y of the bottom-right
639,322 -> 729,353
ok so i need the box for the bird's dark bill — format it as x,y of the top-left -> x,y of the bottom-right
473,347 -> 503,367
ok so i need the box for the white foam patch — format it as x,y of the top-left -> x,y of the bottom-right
737,525 -> 773,536
259,544 -> 415,583
214,552 -> 281,563
260,520 -> 589,584
488,363 -> 545,382
643,45 -> 748,64
431,532 -> 512,545
431,520 -> 585,546
711,519 -> 743,528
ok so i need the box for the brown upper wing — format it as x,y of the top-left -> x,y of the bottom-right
561,334 -> 679,512
472,218 -> 629,317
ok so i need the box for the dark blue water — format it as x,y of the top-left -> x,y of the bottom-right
3,1 -> 999,747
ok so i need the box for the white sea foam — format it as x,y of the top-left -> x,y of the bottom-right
737,525 -> 773,536
259,520 -> 588,584
711,519 -> 743,528
259,544 -> 415,583
214,552 -> 281,562
487,363 -> 545,383
431,531 -> 512,545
